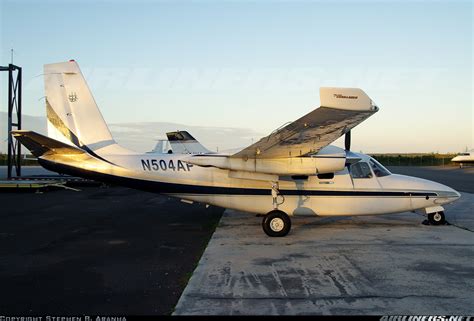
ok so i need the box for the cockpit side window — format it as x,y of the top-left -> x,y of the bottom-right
369,158 -> 391,177
350,162 -> 373,179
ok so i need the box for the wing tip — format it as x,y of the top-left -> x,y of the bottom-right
320,87 -> 377,111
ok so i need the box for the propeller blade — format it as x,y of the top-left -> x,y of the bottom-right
345,130 -> 351,151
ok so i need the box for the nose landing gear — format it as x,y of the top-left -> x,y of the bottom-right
428,211 -> 446,225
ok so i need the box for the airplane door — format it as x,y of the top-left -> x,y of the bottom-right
349,161 -> 382,190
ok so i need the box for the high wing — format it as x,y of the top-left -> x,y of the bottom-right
232,87 -> 378,159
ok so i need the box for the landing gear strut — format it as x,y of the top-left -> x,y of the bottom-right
262,182 -> 290,237
262,210 -> 291,237
271,182 -> 280,209
428,211 -> 446,225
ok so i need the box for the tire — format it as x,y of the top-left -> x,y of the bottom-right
262,210 -> 291,237
428,211 -> 446,225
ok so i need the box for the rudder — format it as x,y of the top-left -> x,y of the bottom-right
44,60 -> 118,153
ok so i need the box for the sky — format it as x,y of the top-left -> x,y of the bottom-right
0,0 -> 472,153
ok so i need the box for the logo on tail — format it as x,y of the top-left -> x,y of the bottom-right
68,92 -> 78,102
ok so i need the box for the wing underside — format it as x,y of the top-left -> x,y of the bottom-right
232,106 -> 377,159
232,88 -> 378,159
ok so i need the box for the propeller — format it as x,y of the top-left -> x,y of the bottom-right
344,130 -> 351,151
344,129 -> 361,164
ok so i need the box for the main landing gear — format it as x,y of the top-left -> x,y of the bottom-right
262,210 -> 291,237
428,211 -> 446,225
261,182 -> 291,237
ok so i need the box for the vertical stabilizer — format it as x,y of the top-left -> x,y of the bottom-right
166,131 -> 211,154
44,60 -> 128,154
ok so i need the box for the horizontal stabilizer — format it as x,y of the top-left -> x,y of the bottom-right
12,130 -> 87,158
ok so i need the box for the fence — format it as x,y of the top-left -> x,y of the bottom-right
0,154 -> 38,166
370,154 -> 457,167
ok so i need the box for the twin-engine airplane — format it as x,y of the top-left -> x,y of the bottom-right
13,60 -> 461,237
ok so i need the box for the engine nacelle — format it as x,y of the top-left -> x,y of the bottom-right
185,145 -> 347,176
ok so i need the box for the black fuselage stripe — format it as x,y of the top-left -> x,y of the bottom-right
39,159 -> 438,197
80,145 -> 119,167
46,99 -> 119,167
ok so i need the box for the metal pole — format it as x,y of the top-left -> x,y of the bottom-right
7,65 -> 13,179
4,64 -> 22,179
16,67 -> 22,177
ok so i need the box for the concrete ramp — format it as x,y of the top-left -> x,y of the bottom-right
174,193 -> 474,315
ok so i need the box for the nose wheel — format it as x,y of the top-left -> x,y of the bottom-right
262,210 -> 291,237
428,211 -> 446,225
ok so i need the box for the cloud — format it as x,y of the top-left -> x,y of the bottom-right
0,112 -> 264,154
108,121 -> 263,153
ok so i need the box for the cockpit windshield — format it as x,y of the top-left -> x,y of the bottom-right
369,158 -> 391,177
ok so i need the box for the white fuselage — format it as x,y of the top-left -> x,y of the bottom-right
451,152 -> 474,165
41,149 -> 460,217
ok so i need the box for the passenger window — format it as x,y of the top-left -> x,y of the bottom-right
350,162 -> 373,179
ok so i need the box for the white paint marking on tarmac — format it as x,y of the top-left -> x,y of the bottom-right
173,193 -> 474,315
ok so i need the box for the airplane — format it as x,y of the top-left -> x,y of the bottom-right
149,138 -> 172,154
451,150 -> 474,168
166,131 -> 211,154
12,60 -> 461,237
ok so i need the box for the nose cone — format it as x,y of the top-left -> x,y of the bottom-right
379,174 -> 461,204
434,184 -> 461,205
413,176 -> 461,205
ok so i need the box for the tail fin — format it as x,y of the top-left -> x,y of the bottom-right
166,131 -> 212,154
44,60 -> 127,154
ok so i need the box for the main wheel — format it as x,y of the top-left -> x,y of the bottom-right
262,210 -> 291,237
428,211 -> 446,225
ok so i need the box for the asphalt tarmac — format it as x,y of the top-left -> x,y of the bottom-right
0,165 -> 472,315
174,166 -> 474,315
388,166 -> 474,193
0,186 -> 223,315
